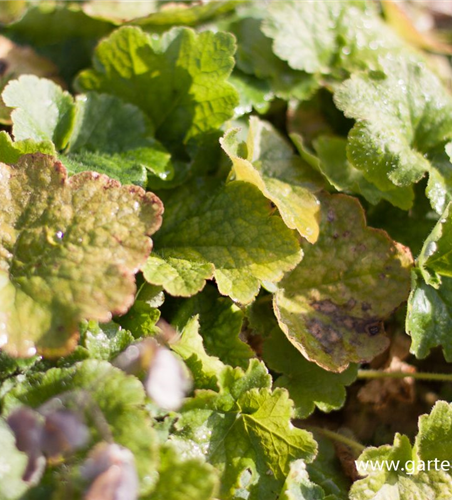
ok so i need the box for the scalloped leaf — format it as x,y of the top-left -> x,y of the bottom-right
274,193 -> 412,372
148,444 -> 219,500
334,54 -> 452,213
351,401 -> 452,500
170,284 -> 254,369
0,154 -> 162,357
253,302 -> 357,419
75,26 -> 238,148
262,0 -> 403,76
407,203 -> 452,361
3,76 -> 173,186
221,117 -> 323,243
142,180 -> 302,304
171,360 -> 317,500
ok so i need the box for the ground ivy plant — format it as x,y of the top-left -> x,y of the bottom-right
2,1 -> 452,499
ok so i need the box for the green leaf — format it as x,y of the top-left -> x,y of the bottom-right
415,400 -> 452,463
116,282 -> 162,339
351,402 -> 452,499
274,193 -> 412,372
0,131 -> 55,165
66,91 -> 173,185
143,179 -> 302,304
222,117 -> 323,243
0,419 -> 29,500
407,204 -> 452,361
301,134 -> 414,209
229,17 -> 319,101
79,320 -> 135,360
3,77 -> 174,186
0,153 -> 162,357
334,54 -> 452,213
170,316 -> 225,390
2,359 -> 158,490
75,26 -> 238,148
280,460 -> 326,500
351,433 -> 452,500
147,444 -> 219,500
3,75 -> 76,150
262,0 -> 403,76
228,71 -> 273,117
307,435 -> 350,500
260,308 -> 357,418
171,360 -> 317,500
170,284 -> 254,369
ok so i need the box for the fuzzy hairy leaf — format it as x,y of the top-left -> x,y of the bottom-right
171,360 -> 317,500
143,180 -> 302,304
76,26 -> 238,148
222,117 -> 323,243
0,154 -> 162,357
274,193 -> 412,372
335,54 -> 452,213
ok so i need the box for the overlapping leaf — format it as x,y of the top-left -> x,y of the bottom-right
171,360 -> 317,500
222,117 -> 323,243
75,26 -> 238,149
407,203 -> 452,361
262,0 -> 404,76
293,134 -> 414,209
147,444 -> 219,500
335,54 -> 452,213
143,179 -> 302,304
2,360 -> 158,487
3,76 -> 172,186
169,316 -> 225,390
252,301 -> 357,419
170,285 -> 254,369
229,17 -> 318,101
351,401 -> 452,499
274,193 -> 412,372
0,154 -> 162,356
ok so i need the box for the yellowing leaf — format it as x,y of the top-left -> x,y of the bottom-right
221,117 -> 322,243
0,154 -> 163,357
274,193 -> 412,372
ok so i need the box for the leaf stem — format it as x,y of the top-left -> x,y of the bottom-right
358,369 -> 452,382
303,425 -> 365,454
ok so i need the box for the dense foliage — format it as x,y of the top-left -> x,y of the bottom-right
1,1 -> 452,499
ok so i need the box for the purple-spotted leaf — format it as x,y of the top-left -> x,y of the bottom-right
274,193 -> 412,373
0,153 -> 163,357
